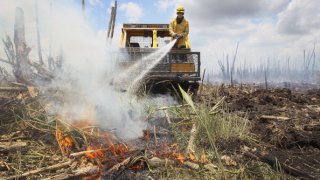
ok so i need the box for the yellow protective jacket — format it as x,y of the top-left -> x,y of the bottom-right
169,17 -> 191,48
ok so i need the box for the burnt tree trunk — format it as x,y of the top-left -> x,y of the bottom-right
14,7 -> 33,84
35,0 -> 44,65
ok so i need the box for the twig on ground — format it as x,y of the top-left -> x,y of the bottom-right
163,110 -> 172,124
103,157 -> 131,175
0,87 -> 27,91
3,160 -> 73,180
185,123 -> 197,154
157,104 -> 189,111
153,125 -> 158,146
0,141 -> 27,152
260,115 -> 290,121
69,148 -> 109,158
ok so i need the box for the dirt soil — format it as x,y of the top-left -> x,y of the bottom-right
1,84 -> 320,179
206,85 -> 320,179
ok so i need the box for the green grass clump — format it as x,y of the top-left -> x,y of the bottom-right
170,85 -> 251,151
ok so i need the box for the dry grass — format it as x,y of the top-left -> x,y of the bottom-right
146,85 -> 290,179
0,83 -> 293,179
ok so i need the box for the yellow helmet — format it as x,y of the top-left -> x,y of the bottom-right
176,5 -> 185,14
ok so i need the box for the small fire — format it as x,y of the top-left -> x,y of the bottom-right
176,153 -> 185,163
55,128 -> 74,154
129,161 -> 145,171
108,143 -> 128,157
200,150 -> 209,164
55,104 -> 138,179
189,153 -> 196,162
85,146 -> 105,159
152,143 -> 187,164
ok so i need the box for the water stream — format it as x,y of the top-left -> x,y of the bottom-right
115,39 -> 177,93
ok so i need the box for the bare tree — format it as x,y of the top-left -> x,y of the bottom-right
35,0 -> 43,65
230,42 -> 239,85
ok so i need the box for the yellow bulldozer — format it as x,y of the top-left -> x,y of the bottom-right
117,23 -> 201,94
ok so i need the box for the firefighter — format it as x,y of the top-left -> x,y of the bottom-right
169,5 -> 191,49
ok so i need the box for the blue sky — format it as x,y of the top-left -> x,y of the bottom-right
83,0 -> 174,31
0,0 -> 319,73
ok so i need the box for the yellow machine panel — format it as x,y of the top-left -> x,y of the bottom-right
171,63 -> 195,72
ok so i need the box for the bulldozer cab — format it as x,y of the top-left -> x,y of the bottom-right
120,24 -> 171,48
117,23 -> 201,93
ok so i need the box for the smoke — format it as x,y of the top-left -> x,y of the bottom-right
0,0 -> 149,139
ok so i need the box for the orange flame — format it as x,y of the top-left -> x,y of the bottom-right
85,146 -> 105,159
108,143 -> 128,157
189,153 -> 196,162
176,153 -> 185,163
129,161 -> 145,171
56,128 -> 74,154
200,150 -> 209,164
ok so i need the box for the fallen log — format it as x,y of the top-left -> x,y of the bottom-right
0,141 -> 27,151
3,160 -> 73,180
42,165 -> 100,180
260,115 -> 290,121
0,131 -> 26,142
147,157 -> 174,167
0,86 -> 27,91
243,151 -> 316,180
184,161 -> 199,170
103,157 -> 131,175
147,157 -> 200,170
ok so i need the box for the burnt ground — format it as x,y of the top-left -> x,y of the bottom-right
1,84 -> 320,179
200,85 -> 320,179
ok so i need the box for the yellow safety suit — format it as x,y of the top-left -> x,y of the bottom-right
169,17 -> 191,48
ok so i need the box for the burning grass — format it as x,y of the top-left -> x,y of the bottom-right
1,83 -> 318,179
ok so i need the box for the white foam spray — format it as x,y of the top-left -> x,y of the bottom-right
127,40 -> 177,93
115,39 -> 177,92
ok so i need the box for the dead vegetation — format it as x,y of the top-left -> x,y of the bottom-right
1,81 -> 319,179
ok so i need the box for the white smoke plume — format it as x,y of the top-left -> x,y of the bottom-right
0,0 -> 149,139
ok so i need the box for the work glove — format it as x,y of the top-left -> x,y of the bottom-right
172,33 -> 178,38
174,33 -> 183,39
